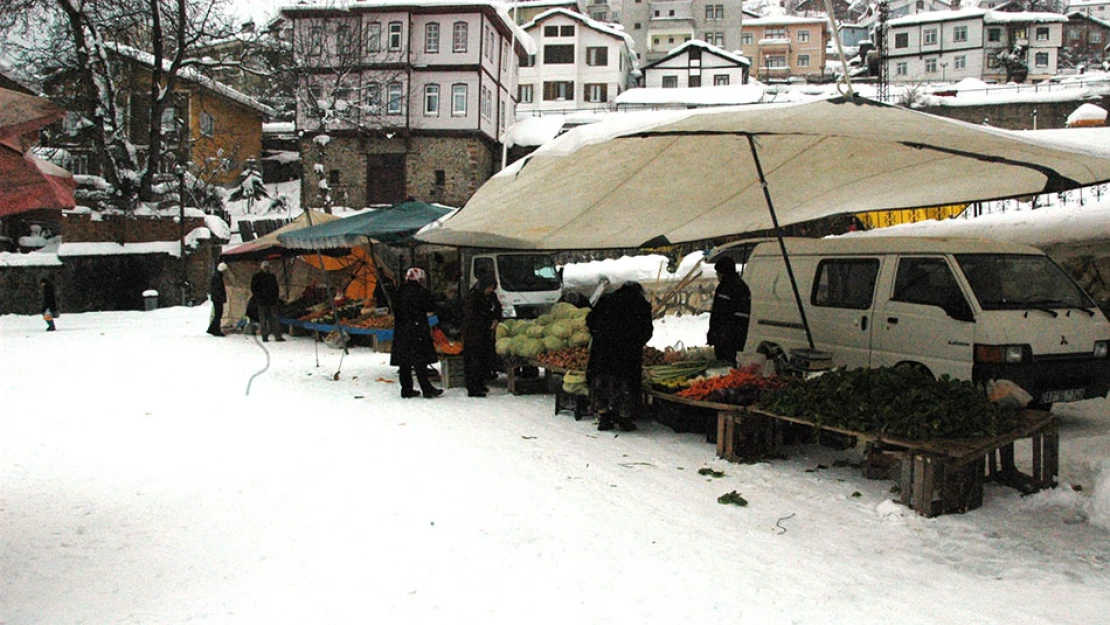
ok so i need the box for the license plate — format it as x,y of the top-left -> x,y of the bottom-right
1040,388 -> 1086,403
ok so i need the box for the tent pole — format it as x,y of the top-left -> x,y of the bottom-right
746,135 -> 816,350
368,237 -> 395,313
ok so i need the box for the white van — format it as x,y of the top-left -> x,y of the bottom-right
468,251 -> 563,319
713,236 -> 1110,407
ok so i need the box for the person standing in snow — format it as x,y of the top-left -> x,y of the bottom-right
41,277 -> 57,332
707,257 -> 751,365
462,272 -> 500,397
390,267 -> 443,399
586,281 -> 653,431
250,260 -> 285,342
207,262 -> 229,337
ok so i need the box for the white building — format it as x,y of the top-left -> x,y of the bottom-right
641,39 -> 749,88
282,1 -> 534,207
886,8 -> 1066,84
517,8 -> 639,114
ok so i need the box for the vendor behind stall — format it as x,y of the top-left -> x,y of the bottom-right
707,257 -> 751,365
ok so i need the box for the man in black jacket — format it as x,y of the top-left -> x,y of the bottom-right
250,260 -> 285,342
207,262 -> 228,336
41,278 -> 57,332
707,257 -> 751,365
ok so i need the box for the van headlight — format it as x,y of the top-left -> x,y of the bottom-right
974,344 -> 1029,363
1095,341 -> 1110,359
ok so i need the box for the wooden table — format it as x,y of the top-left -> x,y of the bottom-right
647,389 -> 1058,517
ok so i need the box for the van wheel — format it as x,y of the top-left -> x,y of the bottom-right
895,362 -> 933,379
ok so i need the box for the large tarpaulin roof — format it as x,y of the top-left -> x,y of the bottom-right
278,201 -> 455,249
416,96 -> 1110,250
221,210 -> 343,260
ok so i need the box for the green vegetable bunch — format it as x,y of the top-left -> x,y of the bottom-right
757,367 -> 1021,441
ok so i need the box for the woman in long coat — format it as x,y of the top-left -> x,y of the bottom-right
390,267 -> 443,399
586,281 -> 653,431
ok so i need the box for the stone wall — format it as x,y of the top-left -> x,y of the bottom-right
919,94 -> 1110,130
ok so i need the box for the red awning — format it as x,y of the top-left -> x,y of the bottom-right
0,88 -> 75,216
0,141 -> 76,217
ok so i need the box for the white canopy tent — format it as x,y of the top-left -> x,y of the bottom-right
417,96 -> 1110,251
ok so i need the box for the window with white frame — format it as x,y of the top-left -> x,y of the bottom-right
366,23 -> 381,53
388,22 -> 402,51
386,82 -> 403,114
452,83 -> 468,115
365,82 -> 381,110
688,75 -> 701,87
715,5 -> 724,19
200,111 -> 215,136
954,55 -> 966,69
741,32 -> 753,45
765,27 -> 787,40
307,25 -> 324,56
485,26 -> 495,61
453,22 -> 468,53
714,74 -> 729,85
426,23 -> 440,53
797,29 -> 811,42
519,83 -> 534,103
713,32 -> 725,46
1035,51 -> 1049,66
662,75 -> 678,88
561,25 -> 574,36
924,28 -> 937,45
797,54 -> 810,67
424,84 -> 440,115
161,107 -> 176,133
500,99 -> 506,134
587,46 -> 609,66
544,25 -> 558,37
584,83 -> 608,102
925,58 -> 937,73
765,55 -> 787,68
896,61 -> 908,75
953,25 -> 967,43
480,86 -> 492,120
543,81 -> 574,100
1036,26 -> 1050,41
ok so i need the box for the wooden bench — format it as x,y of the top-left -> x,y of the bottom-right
647,389 -> 1057,517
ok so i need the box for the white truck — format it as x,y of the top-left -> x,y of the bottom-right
465,251 -> 563,319
712,236 -> 1110,407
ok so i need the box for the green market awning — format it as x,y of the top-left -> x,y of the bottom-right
278,201 -> 456,250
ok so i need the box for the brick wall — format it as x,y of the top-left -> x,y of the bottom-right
62,212 -> 208,244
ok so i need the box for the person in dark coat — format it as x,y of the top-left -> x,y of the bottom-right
41,278 -> 57,332
207,262 -> 228,336
707,257 -> 751,365
390,267 -> 443,399
250,260 -> 285,342
586,281 -> 654,431
462,273 -> 500,397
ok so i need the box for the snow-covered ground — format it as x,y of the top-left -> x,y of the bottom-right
2,305 -> 1109,625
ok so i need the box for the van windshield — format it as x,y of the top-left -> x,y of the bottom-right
955,254 -> 1094,310
496,254 -> 561,292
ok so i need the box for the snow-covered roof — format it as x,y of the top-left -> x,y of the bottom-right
744,15 -> 830,26
105,43 -> 278,118
1068,102 -> 1108,124
264,122 -> 296,135
523,8 -> 638,66
615,84 -> 765,107
642,39 -> 751,69
1067,11 -> 1110,30
280,0 -> 537,55
889,8 -> 1068,27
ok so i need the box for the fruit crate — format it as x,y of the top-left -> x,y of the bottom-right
438,355 -> 466,389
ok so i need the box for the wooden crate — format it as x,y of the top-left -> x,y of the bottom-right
507,364 -> 546,395
438,355 -> 466,389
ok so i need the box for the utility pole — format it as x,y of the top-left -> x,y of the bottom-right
877,1 -> 890,102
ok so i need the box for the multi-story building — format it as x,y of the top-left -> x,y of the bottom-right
612,0 -> 749,64
641,39 -> 748,87
885,8 -> 1066,84
1062,10 -> 1110,70
509,0 -> 584,25
740,16 -> 830,81
282,1 -> 531,208
517,8 -> 639,114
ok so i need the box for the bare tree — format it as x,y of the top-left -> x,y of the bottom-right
1,0 -> 239,209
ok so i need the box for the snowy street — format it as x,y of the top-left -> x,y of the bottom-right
2,306 -> 1109,624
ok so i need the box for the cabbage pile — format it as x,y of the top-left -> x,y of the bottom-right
495,302 -> 591,359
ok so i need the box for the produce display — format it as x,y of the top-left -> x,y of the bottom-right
495,302 -> 591,359
533,346 -> 590,371
756,366 -> 1022,441
645,351 -> 727,392
676,365 -> 786,404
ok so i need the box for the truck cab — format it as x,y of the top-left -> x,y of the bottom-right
469,252 -> 563,319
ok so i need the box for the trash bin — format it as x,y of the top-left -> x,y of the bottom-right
143,289 -> 159,311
